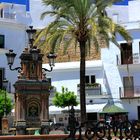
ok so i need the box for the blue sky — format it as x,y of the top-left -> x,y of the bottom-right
0,0 -> 133,11
114,0 -> 133,5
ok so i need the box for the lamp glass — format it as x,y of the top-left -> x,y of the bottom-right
26,26 -> 36,40
30,47 -> 39,61
47,53 -> 56,67
5,50 -> 16,65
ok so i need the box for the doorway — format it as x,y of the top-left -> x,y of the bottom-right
123,76 -> 134,97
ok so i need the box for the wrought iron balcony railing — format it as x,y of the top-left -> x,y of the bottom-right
120,86 -> 140,98
3,13 -> 16,19
77,83 -> 101,96
116,53 -> 140,65
0,13 -> 16,20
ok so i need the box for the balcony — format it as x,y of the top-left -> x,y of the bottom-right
3,13 -> 16,19
77,83 -> 101,96
120,86 -> 140,99
0,12 -> 16,20
116,53 -> 140,65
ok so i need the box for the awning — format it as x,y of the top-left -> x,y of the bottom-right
86,103 -> 107,113
49,103 -> 106,114
101,104 -> 128,114
49,106 -> 67,114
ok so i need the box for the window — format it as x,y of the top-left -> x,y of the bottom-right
0,68 -> 5,89
113,14 -> 119,23
91,75 -> 95,83
0,9 -> 3,18
85,75 -> 96,84
0,35 -> 4,48
123,76 -> 134,97
139,42 -> 140,54
138,106 -> 140,120
85,76 -> 89,84
59,118 -> 63,122
64,117 -> 67,120
120,43 -> 132,64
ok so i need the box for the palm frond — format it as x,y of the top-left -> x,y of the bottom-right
35,0 -> 132,60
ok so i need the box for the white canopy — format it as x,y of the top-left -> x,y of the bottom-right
49,106 -> 68,114
86,103 -> 107,113
49,103 -> 107,114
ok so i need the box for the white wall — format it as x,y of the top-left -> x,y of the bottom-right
129,0 -> 140,22
30,0 -> 54,28
122,99 -> 140,120
106,5 -> 129,23
44,60 -> 104,94
0,22 -> 28,93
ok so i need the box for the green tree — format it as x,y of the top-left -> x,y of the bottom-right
0,89 -> 13,117
53,87 -> 78,108
35,0 -> 132,123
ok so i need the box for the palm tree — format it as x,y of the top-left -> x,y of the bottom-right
35,0 -> 132,123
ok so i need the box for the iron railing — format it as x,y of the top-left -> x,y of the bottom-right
77,84 -> 101,96
65,106 -> 140,140
120,86 -> 140,98
2,107 -> 140,139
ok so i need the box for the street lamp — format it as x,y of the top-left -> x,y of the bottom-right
2,79 -> 8,117
5,49 -> 22,72
42,53 -> 57,72
26,26 -> 36,47
5,26 -> 57,73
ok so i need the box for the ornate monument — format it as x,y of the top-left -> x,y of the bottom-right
5,26 -> 56,134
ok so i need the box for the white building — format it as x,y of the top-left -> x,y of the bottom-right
1,0 -> 140,124
41,0 -> 140,122
0,1 -> 31,92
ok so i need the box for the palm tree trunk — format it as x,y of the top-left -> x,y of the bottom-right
79,41 -> 87,123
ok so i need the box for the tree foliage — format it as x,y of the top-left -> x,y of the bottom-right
52,87 -> 78,108
0,89 -> 13,117
35,0 -> 132,122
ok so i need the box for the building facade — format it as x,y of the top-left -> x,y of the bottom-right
41,0 -> 140,123
1,0 -> 140,125
0,1 -> 31,92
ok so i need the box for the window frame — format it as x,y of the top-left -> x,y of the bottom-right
85,75 -> 96,84
0,35 -> 5,49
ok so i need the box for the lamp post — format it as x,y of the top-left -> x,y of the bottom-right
5,26 -> 57,135
42,53 -> 57,72
2,79 -> 8,135
5,26 -> 56,73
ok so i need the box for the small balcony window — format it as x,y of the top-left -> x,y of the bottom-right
85,75 -> 95,84
0,35 -> 4,49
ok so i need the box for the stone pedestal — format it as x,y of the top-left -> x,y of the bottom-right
12,47 -> 51,134
16,120 -> 26,135
2,117 -> 9,135
41,121 -> 50,134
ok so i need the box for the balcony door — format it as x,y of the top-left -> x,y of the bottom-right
138,106 -> 140,120
121,43 -> 132,64
123,77 -> 134,97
